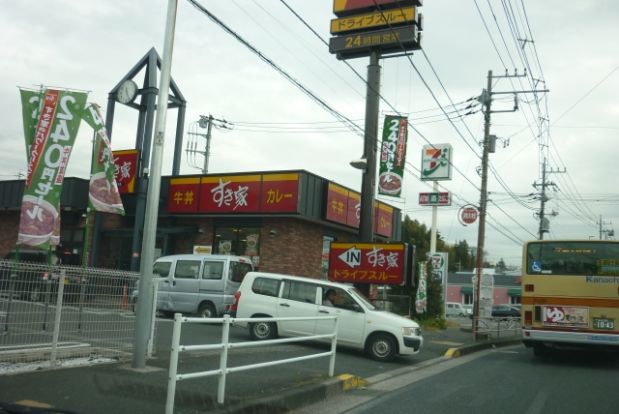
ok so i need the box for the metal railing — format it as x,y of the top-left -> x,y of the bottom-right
0,260 -> 142,367
165,314 -> 338,414
474,316 -> 521,339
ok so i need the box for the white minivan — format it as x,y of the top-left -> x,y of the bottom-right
153,254 -> 253,318
227,272 -> 423,362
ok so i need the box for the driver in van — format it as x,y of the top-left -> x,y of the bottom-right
323,289 -> 337,307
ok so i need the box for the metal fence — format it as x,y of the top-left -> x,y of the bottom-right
166,314 -> 338,413
474,316 -> 521,339
0,259 -> 141,366
373,294 -> 412,317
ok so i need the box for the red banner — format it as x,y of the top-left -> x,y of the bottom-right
260,173 -> 299,213
168,177 -> 200,213
328,242 -> 406,285
113,149 -> 139,194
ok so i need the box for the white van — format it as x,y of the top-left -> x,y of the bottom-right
446,302 -> 468,317
227,272 -> 423,362
153,254 -> 253,318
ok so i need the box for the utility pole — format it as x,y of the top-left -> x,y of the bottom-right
186,114 -> 215,174
533,159 -> 564,239
473,69 -> 547,339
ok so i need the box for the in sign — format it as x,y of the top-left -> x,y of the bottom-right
338,247 -> 361,268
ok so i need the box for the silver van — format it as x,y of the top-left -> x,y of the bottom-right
154,254 -> 253,318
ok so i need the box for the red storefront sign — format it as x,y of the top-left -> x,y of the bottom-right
199,175 -> 261,213
112,149 -> 139,194
167,177 -> 200,213
261,173 -> 299,213
325,182 -> 349,225
328,242 -> 406,285
347,191 -> 361,228
374,203 -> 393,237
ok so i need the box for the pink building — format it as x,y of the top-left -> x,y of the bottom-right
446,272 -> 521,305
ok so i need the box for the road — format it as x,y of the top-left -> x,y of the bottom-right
311,345 -> 619,414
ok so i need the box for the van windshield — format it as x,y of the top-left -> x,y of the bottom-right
350,288 -> 376,310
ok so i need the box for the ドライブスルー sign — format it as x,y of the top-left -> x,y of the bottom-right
328,242 -> 406,285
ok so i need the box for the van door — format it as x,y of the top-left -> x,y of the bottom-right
277,280 -> 319,336
153,260 -> 173,311
168,259 -> 202,313
198,259 -> 226,315
316,287 -> 365,346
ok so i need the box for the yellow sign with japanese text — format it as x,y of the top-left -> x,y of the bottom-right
330,7 -> 415,35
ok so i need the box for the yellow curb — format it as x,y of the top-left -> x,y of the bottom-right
337,373 -> 369,391
444,347 -> 461,358
14,400 -> 53,409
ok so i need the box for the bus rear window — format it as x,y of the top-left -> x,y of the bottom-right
526,241 -> 619,276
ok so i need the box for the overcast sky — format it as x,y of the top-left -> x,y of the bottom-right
1,1 -> 618,267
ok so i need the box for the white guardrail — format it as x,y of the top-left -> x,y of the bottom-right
165,314 -> 339,414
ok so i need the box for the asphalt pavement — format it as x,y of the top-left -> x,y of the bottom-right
0,318 -> 520,414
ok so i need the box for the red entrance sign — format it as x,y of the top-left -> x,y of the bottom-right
328,242 -> 405,285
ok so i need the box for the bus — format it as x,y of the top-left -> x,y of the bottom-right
521,240 -> 619,356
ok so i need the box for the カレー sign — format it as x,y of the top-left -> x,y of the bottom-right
328,242 -> 406,285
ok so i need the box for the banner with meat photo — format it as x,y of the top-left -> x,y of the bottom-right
82,103 -> 125,215
378,115 -> 408,197
17,88 -> 88,249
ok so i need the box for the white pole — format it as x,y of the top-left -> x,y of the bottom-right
50,269 -> 66,366
133,0 -> 178,368
217,315 -> 231,405
328,317 -> 338,377
430,181 -> 438,254
165,313 -> 182,414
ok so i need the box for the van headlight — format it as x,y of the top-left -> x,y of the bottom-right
402,327 -> 421,337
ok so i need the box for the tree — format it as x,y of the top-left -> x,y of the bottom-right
495,258 -> 507,274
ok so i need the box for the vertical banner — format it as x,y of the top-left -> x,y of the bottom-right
415,261 -> 427,314
17,89 -> 88,249
19,88 -> 42,157
378,115 -> 407,197
82,103 -> 125,215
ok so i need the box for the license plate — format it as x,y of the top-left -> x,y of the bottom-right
593,318 -> 615,330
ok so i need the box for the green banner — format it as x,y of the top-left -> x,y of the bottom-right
19,88 -> 43,159
82,103 -> 125,215
17,89 -> 88,249
378,115 -> 408,197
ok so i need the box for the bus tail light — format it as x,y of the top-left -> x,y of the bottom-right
524,310 -> 533,325
525,284 -> 534,292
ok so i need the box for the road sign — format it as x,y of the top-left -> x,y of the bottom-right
418,192 -> 451,206
328,242 -> 407,285
329,25 -> 421,60
459,205 -> 478,225
330,7 -> 416,35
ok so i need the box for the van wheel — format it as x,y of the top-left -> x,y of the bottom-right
367,333 -> 397,362
249,321 -> 277,340
198,303 -> 217,318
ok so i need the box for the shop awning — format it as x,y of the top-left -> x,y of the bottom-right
507,288 -> 521,297
460,286 -> 473,295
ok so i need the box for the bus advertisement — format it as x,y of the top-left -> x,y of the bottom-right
521,240 -> 619,356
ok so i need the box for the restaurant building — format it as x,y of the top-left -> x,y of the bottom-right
0,170 -> 402,278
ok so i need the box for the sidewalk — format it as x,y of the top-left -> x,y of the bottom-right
0,326 -> 520,414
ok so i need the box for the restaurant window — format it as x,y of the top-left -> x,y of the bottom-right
214,226 -> 261,260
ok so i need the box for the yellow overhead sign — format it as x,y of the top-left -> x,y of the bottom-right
330,7 -> 416,35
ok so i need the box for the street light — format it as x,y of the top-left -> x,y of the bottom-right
350,158 -> 367,172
